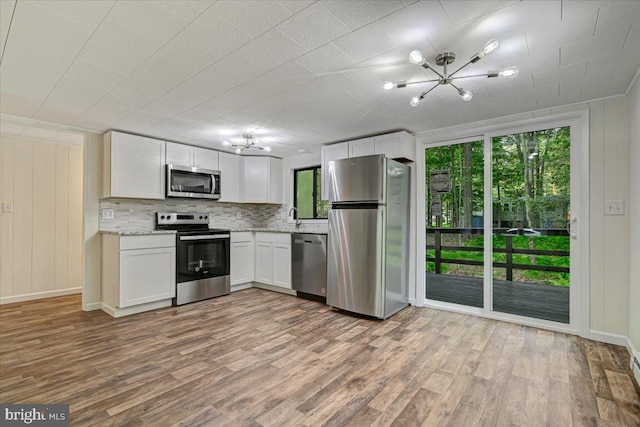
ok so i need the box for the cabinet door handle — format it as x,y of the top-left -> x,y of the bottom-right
179,235 -> 229,241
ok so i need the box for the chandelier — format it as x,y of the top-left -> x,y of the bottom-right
382,39 -> 519,107
221,134 -> 271,154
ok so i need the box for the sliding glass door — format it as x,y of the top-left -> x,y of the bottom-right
423,122 -> 581,329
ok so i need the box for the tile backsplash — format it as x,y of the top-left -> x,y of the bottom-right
99,199 -> 328,233
99,199 -> 260,231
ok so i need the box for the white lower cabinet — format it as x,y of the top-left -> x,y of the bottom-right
230,232 -> 254,286
102,234 -> 176,316
254,232 -> 291,289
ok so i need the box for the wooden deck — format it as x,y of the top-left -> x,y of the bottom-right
1,289 -> 638,426
426,273 -> 570,324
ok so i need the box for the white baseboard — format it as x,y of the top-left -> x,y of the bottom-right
627,337 -> 640,386
589,330 -> 630,347
0,287 -> 82,305
101,300 -> 172,318
231,283 -> 253,292
83,302 -> 102,311
252,282 -> 297,296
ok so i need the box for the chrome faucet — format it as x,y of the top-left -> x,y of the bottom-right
288,207 -> 302,229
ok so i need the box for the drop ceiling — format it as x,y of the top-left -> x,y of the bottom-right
0,0 -> 639,157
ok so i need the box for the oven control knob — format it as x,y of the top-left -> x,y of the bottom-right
161,215 -> 165,220
167,215 -> 171,220
204,215 -> 208,220
199,216 -> 203,220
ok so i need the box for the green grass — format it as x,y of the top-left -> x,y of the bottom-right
426,235 -> 570,287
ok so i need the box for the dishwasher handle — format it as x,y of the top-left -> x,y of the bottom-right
294,239 -> 323,245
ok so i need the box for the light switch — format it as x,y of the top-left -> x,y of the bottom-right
2,202 -> 12,213
101,208 -> 115,220
604,200 -> 624,216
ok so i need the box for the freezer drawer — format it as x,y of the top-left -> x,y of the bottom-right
327,206 -> 385,318
291,233 -> 327,297
328,155 -> 386,203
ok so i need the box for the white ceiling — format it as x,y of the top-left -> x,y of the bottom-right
1,0 -> 639,157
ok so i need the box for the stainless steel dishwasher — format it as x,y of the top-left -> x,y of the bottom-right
292,233 -> 327,300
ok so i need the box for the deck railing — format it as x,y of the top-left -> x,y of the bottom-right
426,227 -> 570,280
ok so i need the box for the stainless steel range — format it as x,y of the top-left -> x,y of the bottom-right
156,212 -> 230,305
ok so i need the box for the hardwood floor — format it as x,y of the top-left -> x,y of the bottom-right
1,289 -> 639,426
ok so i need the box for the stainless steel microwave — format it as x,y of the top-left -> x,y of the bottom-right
166,164 -> 221,200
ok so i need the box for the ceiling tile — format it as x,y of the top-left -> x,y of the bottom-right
211,1 -> 293,37
296,43 -> 357,75
320,0 -> 404,31
514,48 -> 560,77
175,106 -> 223,125
102,83 -> 158,111
239,95 -> 295,119
153,0 -> 214,20
106,0 -> 190,44
115,110 -> 168,133
28,0 -> 114,27
332,22 -> 399,63
214,46 -> 275,82
440,1 -> 517,26
595,1 -> 640,35
276,2 -> 351,50
586,46 -> 640,78
262,61 -> 318,91
202,88 -> 266,115
125,56 -> 194,94
277,0 -> 314,14
89,18 -> 164,60
180,7 -> 254,59
76,102 -> 134,127
378,1 -> 450,46
561,27 -> 630,67
235,74 -> 292,101
243,28 -> 308,67
0,1 -> 96,114
0,0 -> 15,59
533,61 -> 587,88
155,34 -> 223,75
486,1 -> 562,42
77,40 -> 147,76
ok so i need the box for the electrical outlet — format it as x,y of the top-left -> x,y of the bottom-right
2,202 -> 12,213
604,200 -> 624,215
236,212 -> 242,219
101,208 -> 115,220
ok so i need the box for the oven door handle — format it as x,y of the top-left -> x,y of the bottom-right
179,235 -> 230,241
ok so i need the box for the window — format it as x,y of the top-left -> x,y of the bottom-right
294,166 -> 328,219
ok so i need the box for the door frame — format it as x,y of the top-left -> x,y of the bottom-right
416,110 -> 590,337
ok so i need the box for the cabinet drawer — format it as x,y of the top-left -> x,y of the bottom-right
255,232 -> 290,244
120,234 -> 176,250
231,232 -> 253,243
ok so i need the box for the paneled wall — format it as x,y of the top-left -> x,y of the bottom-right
0,135 -> 83,303
628,75 -> 640,360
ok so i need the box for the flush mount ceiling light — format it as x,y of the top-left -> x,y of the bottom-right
383,39 -> 519,107
221,133 -> 271,154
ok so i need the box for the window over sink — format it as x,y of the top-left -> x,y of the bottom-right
294,166 -> 328,219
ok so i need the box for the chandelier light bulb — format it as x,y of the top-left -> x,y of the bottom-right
264,146 -> 272,152
409,96 -> 421,107
221,140 -> 231,146
458,88 -> 473,101
409,49 -> 424,65
382,81 -> 395,90
499,66 -> 519,78
235,148 -> 242,154
482,39 -> 500,56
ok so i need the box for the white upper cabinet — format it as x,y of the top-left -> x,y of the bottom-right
374,131 -> 415,162
349,137 -> 375,158
103,131 -> 166,200
320,142 -> 349,200
218,152 -> 243,202
243,156 -> 282,204
193,147 -> 219,170
166,142 -> 219,170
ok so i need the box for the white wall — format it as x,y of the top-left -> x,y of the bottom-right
82,132 -> 103,310
628,74 -> 640,361
0,135 -> 83,303
416,95 -> 631,340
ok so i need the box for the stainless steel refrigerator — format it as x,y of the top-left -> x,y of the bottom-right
327,154 -> 410,319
